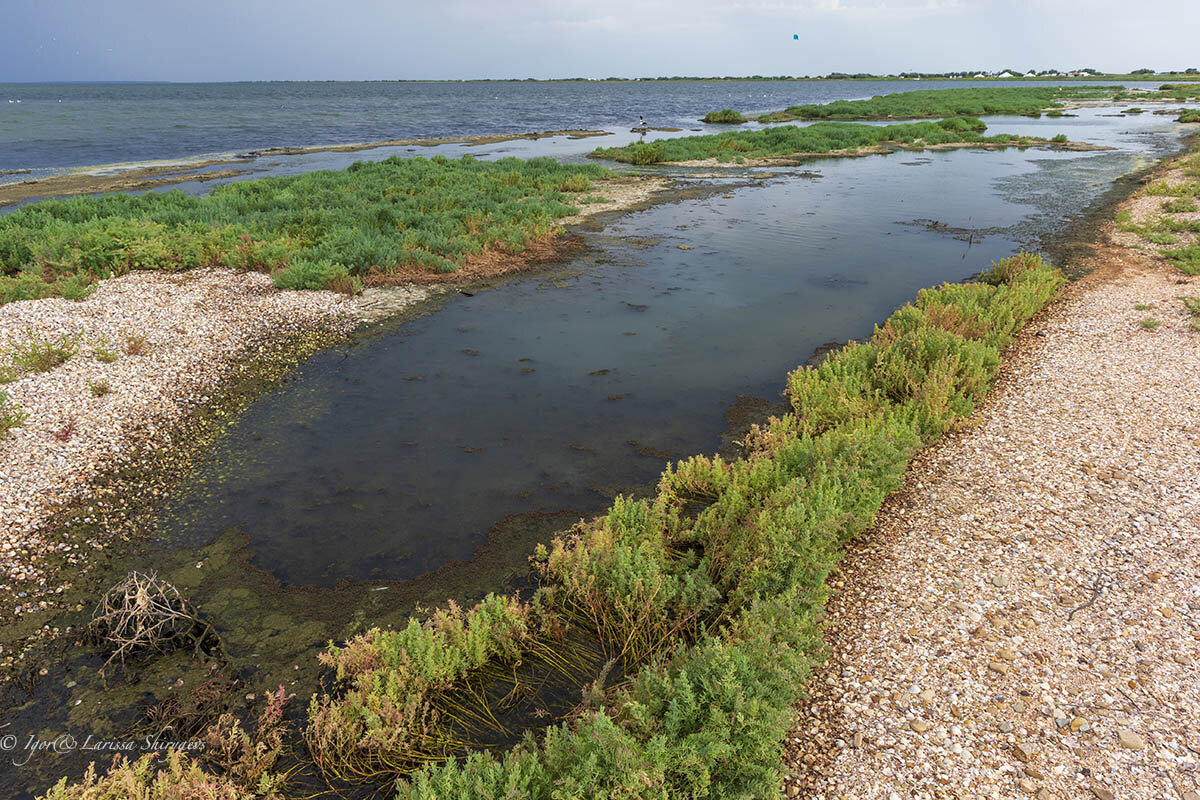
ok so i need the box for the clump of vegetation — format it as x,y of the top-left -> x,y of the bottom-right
753,86 -> 1123,122
1139,317 -> 1161,330
305,594 -> 536,778
1180,296 -> 1200,331
0,156 -> 611,304
39,751 -> 257,800
1163,243 -> 1200,274
591,118 -> 1067,165
0,389 -> 27,438
90,334 -> 121,363
1145,179 -> 1199,197
87,377 -> 112,397
1134,303 -> 1155,311
702,109 -> 747,124
8,331 -> 81,374
123,331 -> 151,356
1162,197 -> 1198,213
1123,107 -> 1144,114
1179,109 -> 1200,124
54,414 -> 77,442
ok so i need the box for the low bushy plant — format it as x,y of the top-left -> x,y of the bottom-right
702,109 -> 747,124
1163,243 -> 1200,274
0,389 -> 27,437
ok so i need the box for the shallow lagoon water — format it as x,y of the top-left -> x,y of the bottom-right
155,108 -> 1186,588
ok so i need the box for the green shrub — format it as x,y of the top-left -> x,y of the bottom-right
38,752 -> 250,800
1163,244 -> 1200,274
702,109 -> 747,124
1162,197 -> 1198,213
271,259 -> 360,294
8,331 -> 81,374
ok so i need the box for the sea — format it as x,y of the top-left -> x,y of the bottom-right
0,79 -> 1168,180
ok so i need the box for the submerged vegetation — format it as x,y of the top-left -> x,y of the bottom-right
702,108 -> 747,124
591,118 -> 1066,165
753,85 -> 1123,122
0,156 -> 609,305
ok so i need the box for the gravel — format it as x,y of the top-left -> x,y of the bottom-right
781,182 -> 1200,797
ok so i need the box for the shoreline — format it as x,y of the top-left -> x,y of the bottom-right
0,172 -> 670,630
0,129 -> 614,207
780,136 -> 1200,799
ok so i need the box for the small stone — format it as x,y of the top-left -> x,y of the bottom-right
1181,792 -> 1200,800
910,719 -> 931,733
1013,742 -> 1036,762
992,574 -> 1010,588
999,647 -> 1018,661
989,661 -> 1010,675
1018,778 -> 1036,793
852,731 -> 864,747
1070,716 -> 1087,732
1117,729 -> 1146,750
1091,788 -> 1115,800
919,689 -> 936,703
1024,766 -> 1045,779
1000,722 -> 1014,733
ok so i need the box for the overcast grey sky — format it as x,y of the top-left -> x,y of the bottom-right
1,0 -> 1197,82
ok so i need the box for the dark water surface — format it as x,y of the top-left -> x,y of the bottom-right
0,79 -> 1167,178
154,107 -> 1186,587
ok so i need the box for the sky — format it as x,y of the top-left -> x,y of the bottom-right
1,0 -> 1197,82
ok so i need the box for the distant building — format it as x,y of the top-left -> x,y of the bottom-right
997,71 -> 1017,78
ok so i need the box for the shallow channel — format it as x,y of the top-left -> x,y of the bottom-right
155,108 -> 1186,588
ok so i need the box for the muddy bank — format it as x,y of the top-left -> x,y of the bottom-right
0,161 -> 253,206
238,128 -> 613,158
